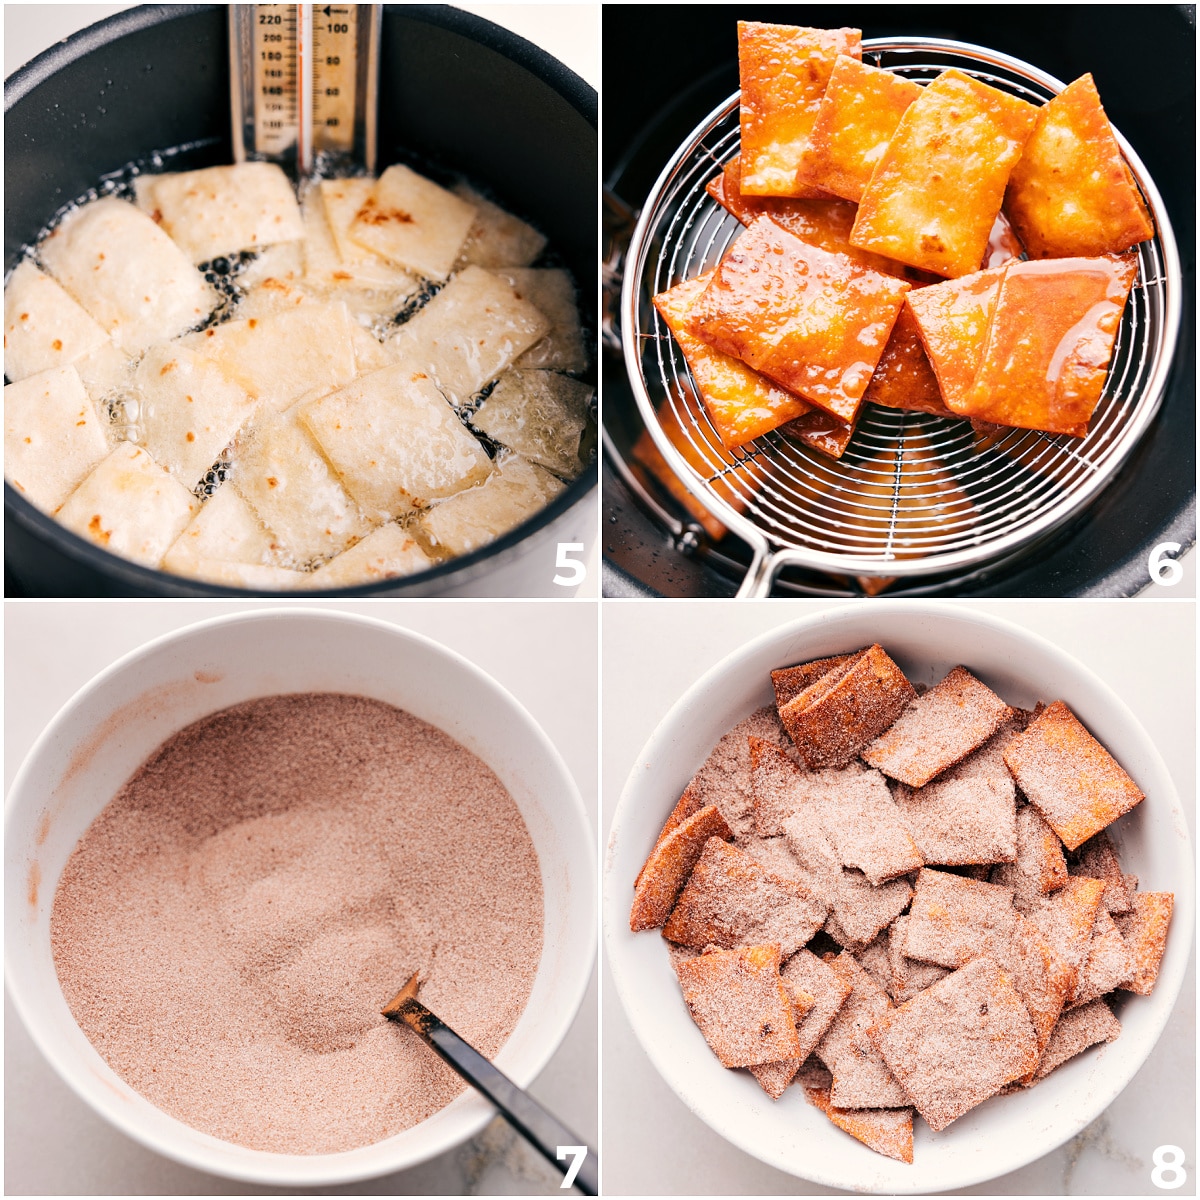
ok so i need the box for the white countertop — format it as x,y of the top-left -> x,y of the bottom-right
4,599 -> 597,1196
602,599 -> 1196,1196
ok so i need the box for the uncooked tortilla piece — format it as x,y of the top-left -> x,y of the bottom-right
161,484 -> 280,575
386,266 -> 550,406
472,369 -> 592,477
4,365 -> 109,513
136,342 -> 258,488
1004,73 -> 1154,260
850,70 -> 1038,278
230,406 -> 374,565
39,197 -> 217,353
56,443 -> 199,567
148,163 -> 305,264
304,523 -> 434,589
186,302 -> 360,414
306,181 -> 419,293
452,182 -> 547,269
300,364 -> 492,520
685,217 -> 910,422
348,164 -> 477,281
417,454 -> 565,557
737,22 -> 862,198
3,260 -> 110,383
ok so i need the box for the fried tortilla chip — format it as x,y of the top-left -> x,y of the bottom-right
737,22 -> 861,197
870,958 -> 1038,1130
1026,876 -> 1107,1005
777,643 -> 915,769
1033,997 -> 1120,1081
674,943 -> 802,1068
904,869 -> 1019,968
771,654 -> 856,709
863,665 -> 1012,787
663,838 -> 829,957
686,218 -> 910,422
991,804 -> 1070,913
850,70 -> 1038,278
960,255 -> 1138,437
904,266 -> 1007,411
1114,892 -> 1173,995
796,56 -> 922,203
861,302 -> 953,416
1003,700 -> 1145,851
804,1087 -> 914,1163
1069,832 -> 1134,915
653,274 -> 812,447
1070,906 -> 1136,1007
630,806 -> 733,931
707,156 -> 918,280
1004,74 -> 1154,259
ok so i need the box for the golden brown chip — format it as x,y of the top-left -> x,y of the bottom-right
1114,892 -> 1173,995
707,156 -> 922,280
686,217 -> 910,423
796,56 -> 922,203
653,274 -> 812,448
861,302 -> 953,416
778,644 -> 915,769
991,804 -> 1070,912
629,806 -> 733,932
960,255 -> 1138,438
1004,74 -> 1154,259
737,22 -> 861,197
634,783 -> 705,890
804,1086 -> 915,1163
904,869 -> 1019,968
674,943 -> 803,1067
904,266 -> 1007,412
1003,700 -> 1145,851
850,70 -> 1038,278
1069,832 -> 1134,915
1026,876 -> 1108,1005
1032,997 -> 1121,1081
686,218 -> 907,424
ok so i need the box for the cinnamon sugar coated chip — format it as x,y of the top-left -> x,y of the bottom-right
631,637 -> 1172,1164
778,644 -> 915,769
904,869 -> 1018,968
862,666 -> 1012,788
675,944 -> 803,1068
1114,892 -> 1173,995
805,1085 -> 915,1163
1004,701 -> 1145,850
631,805 -> 734,931
663,838 -> 828,956
872,958 -> 1038,1130
1033,998 -> 1121,1080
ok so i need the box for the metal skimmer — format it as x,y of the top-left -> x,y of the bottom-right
620,38 -> 1181,597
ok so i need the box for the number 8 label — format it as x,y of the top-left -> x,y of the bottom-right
1152,1145 -> 1186,1189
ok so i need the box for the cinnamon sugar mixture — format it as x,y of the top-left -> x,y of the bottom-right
50,694 -> 544,1155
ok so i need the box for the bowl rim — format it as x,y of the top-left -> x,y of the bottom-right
603,600 -> 1194,1194
6,605 -> 597,1186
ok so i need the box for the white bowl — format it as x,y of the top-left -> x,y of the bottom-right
604,602 -> 1193,1194
6,607 -> 595,1188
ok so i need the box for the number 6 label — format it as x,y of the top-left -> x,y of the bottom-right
1148,542 -> 1183,587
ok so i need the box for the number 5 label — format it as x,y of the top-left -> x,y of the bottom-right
554,543 -> 586,587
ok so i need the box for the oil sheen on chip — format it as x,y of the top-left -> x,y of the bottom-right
229,4 -> 380,174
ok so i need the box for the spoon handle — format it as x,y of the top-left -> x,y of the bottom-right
384,997 -> 598,1195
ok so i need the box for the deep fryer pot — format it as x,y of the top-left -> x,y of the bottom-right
4,4 -> 597,597
602,4 -> 1195,598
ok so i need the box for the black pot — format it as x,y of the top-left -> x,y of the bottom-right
602,4 -> 1195,598
5,4 -> 597,596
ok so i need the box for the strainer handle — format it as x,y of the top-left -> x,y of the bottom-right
736,549 -> 785,599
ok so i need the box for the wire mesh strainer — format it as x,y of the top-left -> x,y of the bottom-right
620,38 -> 1182,598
